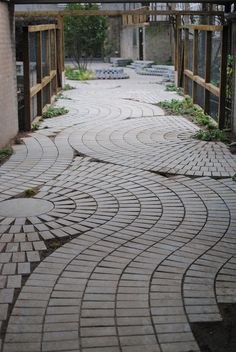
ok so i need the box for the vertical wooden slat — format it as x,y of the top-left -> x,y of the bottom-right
204,31 -> 212,114
192,29 -> 199,103
57,16 -> 63,89
175,14 -> 181,72
219,26 -> 228,129
23,27 -> 31,131
46,30 -> 51,103
183,28 -> 189,94
53,28 -> 58,93
177,28 -> 184,87
36,31 -> 42,117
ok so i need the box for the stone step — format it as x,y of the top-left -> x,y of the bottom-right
110,58 -> 131,67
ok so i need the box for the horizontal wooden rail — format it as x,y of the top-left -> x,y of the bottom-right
30,70 -> 57,97
184,69 -> 220,97
28,24 -> 57,32
181,24 -> 223,31
12,0 -> 235,4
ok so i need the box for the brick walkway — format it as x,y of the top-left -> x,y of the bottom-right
1,66 -> 236,352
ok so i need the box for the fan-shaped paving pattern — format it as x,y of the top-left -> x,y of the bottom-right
3,162 -> 236,352
0,131 -> 73,201
69,117 -> 236,177
2,68 -> 236,352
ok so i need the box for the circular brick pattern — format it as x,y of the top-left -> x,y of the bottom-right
69,117 -> 236,177
0,198 -> 54,217
2,66 -> 236,352
3,162 -> 236,352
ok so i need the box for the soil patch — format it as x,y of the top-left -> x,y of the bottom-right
192,304 -> 236,352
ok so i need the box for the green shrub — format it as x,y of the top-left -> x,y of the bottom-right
165,84 -> 182,94
0,146 -> 13,161
158,97 -> 218,130
43,106 -> 69,119
65,66 -> 94,80
193,129 -> 228,142
158,97 -> 198,115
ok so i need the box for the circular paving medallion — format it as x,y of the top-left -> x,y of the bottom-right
0,198 -> 54,217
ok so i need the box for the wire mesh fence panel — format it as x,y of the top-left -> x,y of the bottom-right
211,31 -> 221,87
195,83 -> 205,110
209,92 -> 219,120
42,31 -> 49,78
29,32 -> 37,87
188,29 -> 194,72
43,84 -> 50,108
31,95 -> 37,121
197,30 -> 206,79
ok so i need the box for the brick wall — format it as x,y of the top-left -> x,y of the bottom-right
0,2 -> 18,148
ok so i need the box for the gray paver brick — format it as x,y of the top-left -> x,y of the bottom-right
1,64 -> 236,352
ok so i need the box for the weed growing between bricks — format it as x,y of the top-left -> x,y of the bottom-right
43,106 -> 69,119
0,146 -> 12,166
158,97 -> 230,143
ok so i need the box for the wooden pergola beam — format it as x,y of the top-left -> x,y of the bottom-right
15,9 -> 225,17
13,0 -> 234,4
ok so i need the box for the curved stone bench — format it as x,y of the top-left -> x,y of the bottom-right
94,68 -> 129,79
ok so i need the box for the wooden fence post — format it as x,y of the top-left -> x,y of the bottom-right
192,29 -> 199,103
36,31 -> 42,117
23,27 -> 31,131
219,26 -> 228,129
204,31 -> 212,114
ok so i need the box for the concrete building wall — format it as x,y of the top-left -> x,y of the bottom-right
120,27 -> 139,60
143,22 -> 172,63
105,17 -> 121,58
120,23 -> 172,63
0,2 -> 18,148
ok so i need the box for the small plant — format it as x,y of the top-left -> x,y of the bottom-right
65,66 -> 95,81
193,129 -> 228,142
63,83 -> 75,91
165,84 -> 181,93
158,97 -> 218,129
31,123 -> 39,131
60,96 -> 72,100
55,93 -> 63,101
194,112 -> 210,126
24,188 -> 37,197
14,138 -> 22,145
55,93 -> 72,101
158,97 -> 197,115
48,240 -> 61,250
0,146 -> 13,162
43,106 -> 69,119
232,174 -> 236,182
